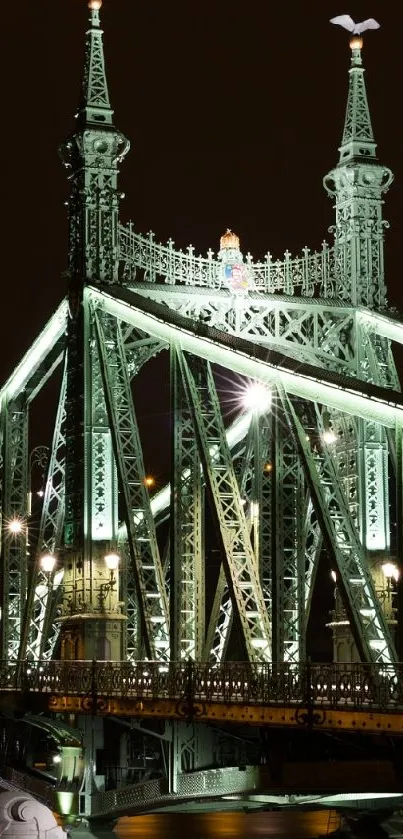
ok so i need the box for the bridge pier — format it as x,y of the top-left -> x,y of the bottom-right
167,721 -> 215,793
78,718 -> 106,818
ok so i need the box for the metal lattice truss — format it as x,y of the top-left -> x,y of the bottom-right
2,284 -> 403,665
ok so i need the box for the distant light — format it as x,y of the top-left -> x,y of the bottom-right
382,562 -> 400,581
105,553 -> 120,571
40,554 -> 56,574
8,519 -> 23,534
52,754 -> 62,765
331,570 -> 337,583
242,383 -> 271,414
88,0 -> 102,10
263,462 -> 273,474
322,430 -> 337,445
144,476 -> 155,489
37,490 -> 44,498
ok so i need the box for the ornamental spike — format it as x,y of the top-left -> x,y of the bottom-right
78,0 -> 113,128
338,25 -> 377,164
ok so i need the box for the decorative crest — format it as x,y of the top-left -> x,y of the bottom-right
330,15 -> 380,35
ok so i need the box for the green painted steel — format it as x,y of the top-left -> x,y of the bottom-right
0,4 -> 402,808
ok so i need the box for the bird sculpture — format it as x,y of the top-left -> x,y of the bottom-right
330,15 -> 380,35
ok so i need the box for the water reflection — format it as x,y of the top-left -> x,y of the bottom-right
116,809 -> 340,838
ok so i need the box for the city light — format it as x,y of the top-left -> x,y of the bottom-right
144,476 -> 155,489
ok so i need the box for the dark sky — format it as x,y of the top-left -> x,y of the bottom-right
0,1 -> 402,386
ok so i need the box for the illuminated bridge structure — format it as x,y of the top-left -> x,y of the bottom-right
1,0 -> 403,823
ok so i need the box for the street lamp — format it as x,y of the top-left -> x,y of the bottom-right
98,553 -> 120,606
382,562 -> 400,583
40,554 -> 57,575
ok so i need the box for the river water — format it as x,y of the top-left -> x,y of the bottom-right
114,810 -> 340,838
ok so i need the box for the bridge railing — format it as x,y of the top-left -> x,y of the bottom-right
118,224 -> 338,298
1,660 -> 403,712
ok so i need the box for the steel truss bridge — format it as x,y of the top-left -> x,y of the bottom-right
1,0 -> 403,823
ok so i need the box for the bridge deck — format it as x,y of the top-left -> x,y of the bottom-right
2,660 -> 403,735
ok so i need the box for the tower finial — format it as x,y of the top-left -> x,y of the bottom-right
330,16 -> 380,164
79,0 -> 113,128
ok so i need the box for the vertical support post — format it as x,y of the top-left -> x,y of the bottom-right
395,421 -> 403,660
0,398 -> 29,660
170,346 -> 204,660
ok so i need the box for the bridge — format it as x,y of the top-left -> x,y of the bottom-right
1,0 -> 403,826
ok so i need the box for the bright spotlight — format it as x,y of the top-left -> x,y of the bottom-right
242,383 -> 271,414
322,430 -> 337,445
8,519 -> 23,535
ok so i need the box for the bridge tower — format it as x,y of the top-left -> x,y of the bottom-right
0,1 -> 402,820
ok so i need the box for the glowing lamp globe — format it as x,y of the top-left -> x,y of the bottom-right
8,519 -> 23,534
382,562 -> 399,581
350,36 -> 363,50
242,383 -> 271,414
40,554 -> 57,574
88,0 -> 102,10
105,553 -> 120,571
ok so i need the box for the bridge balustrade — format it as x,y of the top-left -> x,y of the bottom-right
1,661 -> 403,712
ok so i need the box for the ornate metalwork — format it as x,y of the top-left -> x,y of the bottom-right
170,346 -> 204,660
94,307 -> 169,660
2,659 -> 403,715
179,354 -> 271,662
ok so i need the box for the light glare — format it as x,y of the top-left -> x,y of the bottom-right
8,519 -> 23,534
242,383 -> 271,414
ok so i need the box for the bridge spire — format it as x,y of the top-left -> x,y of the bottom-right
78,0 -> 113,129
324,29 -> 393,309
338,35 -> 376,164
58,1 -> 130,662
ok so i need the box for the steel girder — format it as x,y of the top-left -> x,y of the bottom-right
170,346 -> 204,660
0,398 -> 29,659
204,414 -> 273,664
96,287 -> 403,428
272,394 -> 306,664
19,361 -> 67,661
129,286 -> 359,374
93,307 -> 170,661
281,392 -> 396,665
178,352 -> 271,662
